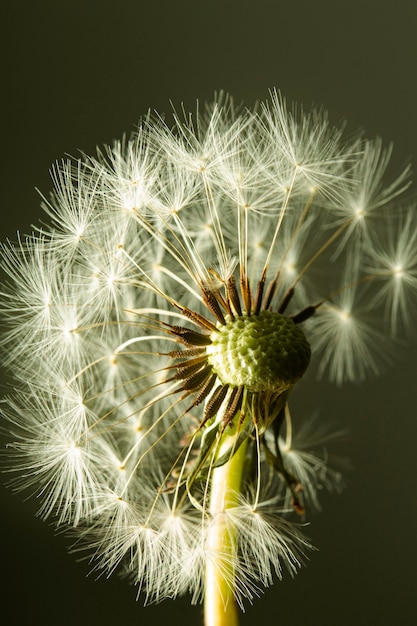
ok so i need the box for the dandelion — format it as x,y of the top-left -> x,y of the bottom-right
1,90 -> 416,626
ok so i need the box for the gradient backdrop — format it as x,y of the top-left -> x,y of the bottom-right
1,2 -> 416,625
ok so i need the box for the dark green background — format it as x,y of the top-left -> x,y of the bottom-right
1,1 -> 416,624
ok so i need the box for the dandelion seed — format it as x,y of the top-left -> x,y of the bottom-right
1,89 -> 416,626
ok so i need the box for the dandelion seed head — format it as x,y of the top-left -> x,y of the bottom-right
1,89 -> 416,606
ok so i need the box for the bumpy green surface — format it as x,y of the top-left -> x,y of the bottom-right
207,311 -> 310,392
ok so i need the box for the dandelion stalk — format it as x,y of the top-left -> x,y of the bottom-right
204,424 -> 249,626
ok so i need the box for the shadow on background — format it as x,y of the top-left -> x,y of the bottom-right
1,1 -> 416,625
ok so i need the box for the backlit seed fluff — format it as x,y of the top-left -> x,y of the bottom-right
1,90 -> 416,606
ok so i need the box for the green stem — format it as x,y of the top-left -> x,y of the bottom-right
204,424 -> 248,626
